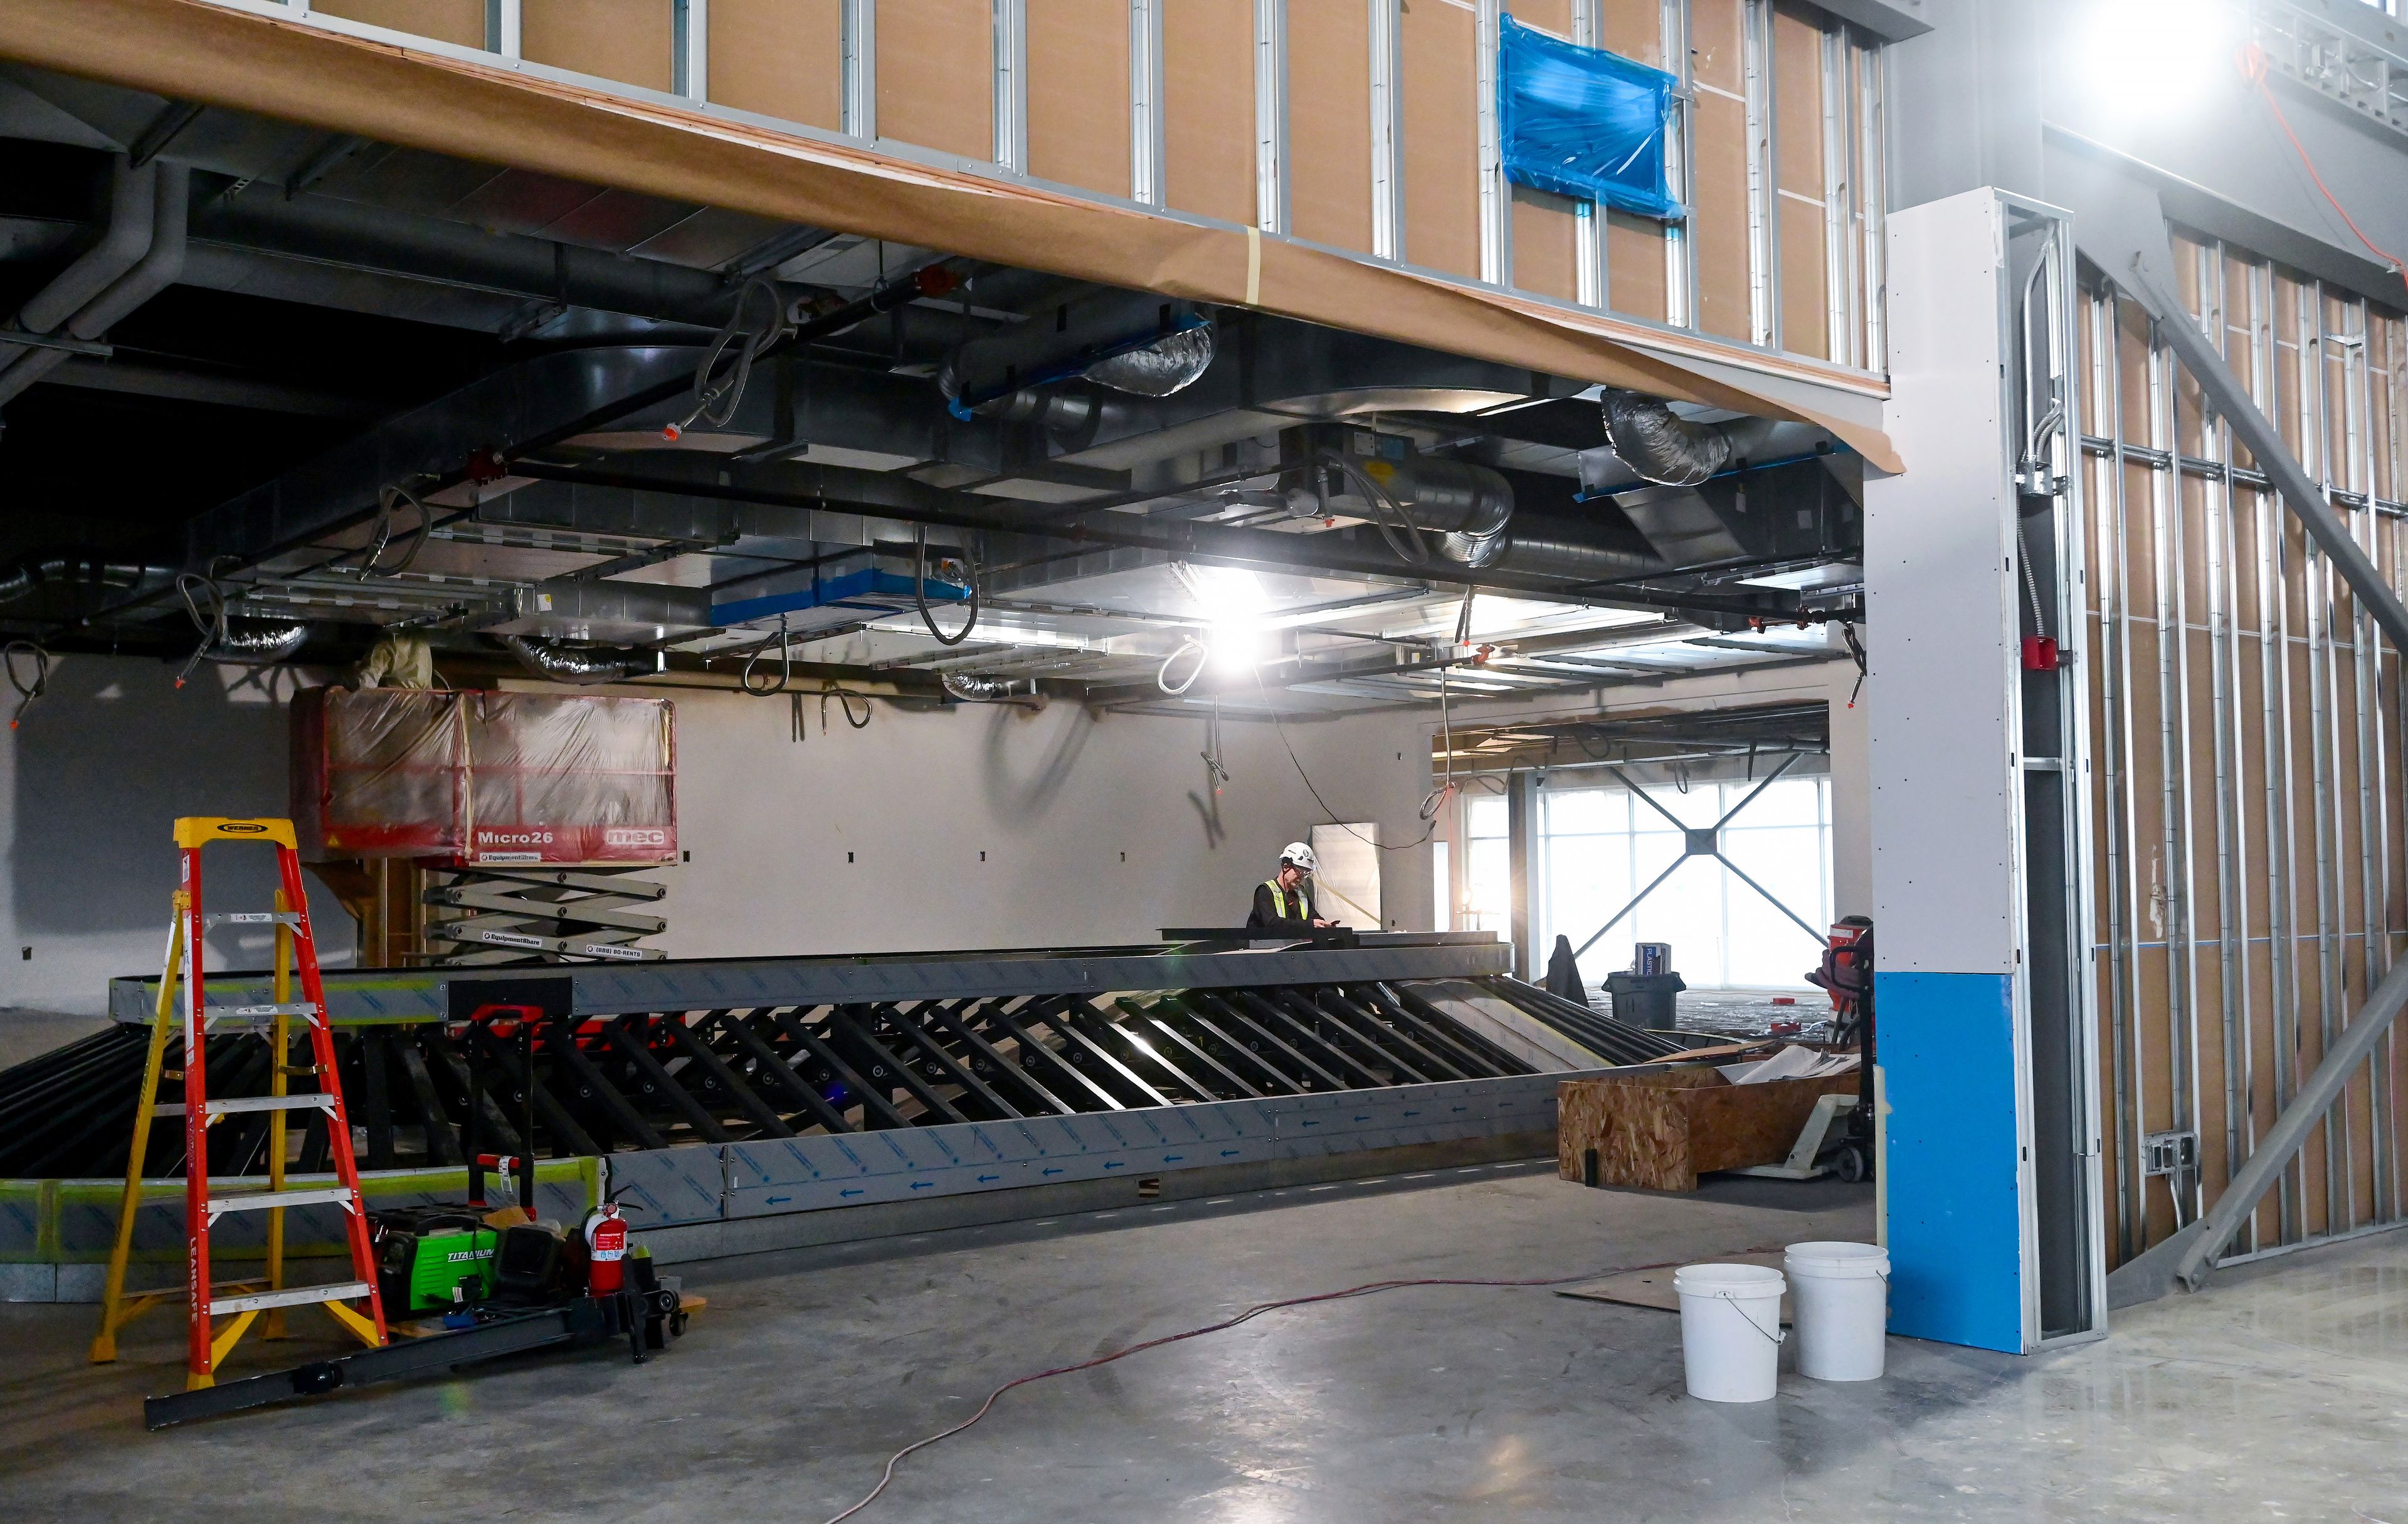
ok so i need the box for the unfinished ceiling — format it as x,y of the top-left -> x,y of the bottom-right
0,67 -> 1863,714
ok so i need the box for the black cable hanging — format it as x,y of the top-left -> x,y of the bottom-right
3,639 -> 47,730
914,524 -> 980,647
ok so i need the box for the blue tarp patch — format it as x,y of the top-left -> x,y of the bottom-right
1497,14 -> 1684,221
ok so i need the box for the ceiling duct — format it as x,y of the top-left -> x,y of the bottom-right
494,634 -> 664,685
939,290 -> 1212,422
206,620 -> 309,664
0,557 -> 163,605
1601,390 -> 1780,487
0,161 -> 189,409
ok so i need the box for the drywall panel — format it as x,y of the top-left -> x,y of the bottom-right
1512,186 -> 1579,302
1286,0 -> 1374,251
0,658 -> 361,1014
1027,0 -> 1131,196
1514,0 -> 1575,38
709,0 -> 845,130
522,0 -> 674,93
313,0 -> 482,47
1162,0 -> 1254,225
876,0 -> 993,160
642,684 -> 1439,959
1866,191 -> 2017,977
1400,0 -> 1480,279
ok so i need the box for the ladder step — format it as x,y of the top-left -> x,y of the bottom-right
153,1095 -> 335,1118
204,1187 -> 357,1222
209,1280 -> 374,1316
204,911 -> 305,928
206,1093 -> 337,1116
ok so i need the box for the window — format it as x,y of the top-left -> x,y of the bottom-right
1536,774 -> 1831,989
1455,790 -> 1511,934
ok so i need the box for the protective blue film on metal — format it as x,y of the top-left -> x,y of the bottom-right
1877,970 -> 2024,1353
1496,15 -> 1684,221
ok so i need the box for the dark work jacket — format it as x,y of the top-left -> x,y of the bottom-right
1248,879 -> 1318,933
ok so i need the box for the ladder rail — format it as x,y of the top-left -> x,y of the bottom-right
92,818 -> 389,1389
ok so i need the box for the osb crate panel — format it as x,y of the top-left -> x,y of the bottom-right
1558,1071 -> 1860,1192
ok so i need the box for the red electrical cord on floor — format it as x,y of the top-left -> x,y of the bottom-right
2241,43 -> 2408,302
815,1248 -> 1772,1524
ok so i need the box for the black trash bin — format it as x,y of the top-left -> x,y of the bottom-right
1604,970 -> 1687,1030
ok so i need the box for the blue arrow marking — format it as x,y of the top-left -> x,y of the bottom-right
767,1195 -> 791,1205
1162,1155 -> 1184,1163
1220,1148 -> 1240,1158
1354,1115 -> 1371,1122
1403,1111 -> 1420,1118
1301,1119 -> 1319,1127
1104,1161 -> 1124,1170
1043,1167 -> 1065,1177
840,1188 -> 865,1198
978,1173 -> 1000,1183
909,1181 -> 934,1191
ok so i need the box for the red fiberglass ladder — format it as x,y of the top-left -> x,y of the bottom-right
90,817 -> 386,1388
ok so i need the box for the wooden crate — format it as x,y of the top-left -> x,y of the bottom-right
1557,1069 -> 1861,1192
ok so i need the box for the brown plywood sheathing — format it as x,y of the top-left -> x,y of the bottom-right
1162,0 -> 1253,225
1400,0 -> 1479,280
314,0 -> 482,48
1557,1070 -> 1861,1192
709,0 -> 843,132
1692,90 -> 1750,342
1772,2 -> 1827,360
0,0 -> 1901,470
1027,0 -> 1130,197
876,0 -> 992,160
2082,240 -> 2408,1270
1513,186 -> 1579,302
1515,0 -> 1576,38
1608,212 -> 1669,321
1286,0 -> 1373,253
522,0 -> 672,95
1598,0 -> 1669,322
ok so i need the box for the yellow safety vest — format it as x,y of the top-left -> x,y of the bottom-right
1263,879 -> 1312,922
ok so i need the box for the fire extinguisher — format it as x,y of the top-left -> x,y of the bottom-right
584,1201 -> 629,1296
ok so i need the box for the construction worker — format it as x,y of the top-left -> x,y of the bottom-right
1249,841 -> 1338,932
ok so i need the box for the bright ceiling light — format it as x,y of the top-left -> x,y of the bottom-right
1179,564 -> 1270,672
2086,0 -> 2239,119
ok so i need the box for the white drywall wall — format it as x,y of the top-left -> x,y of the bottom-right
0,657 -> 1440,1013
0,655 -> 361,1013
639,684 -> 1435,958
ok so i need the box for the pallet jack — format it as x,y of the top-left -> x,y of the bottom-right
142,976 -> 689,1429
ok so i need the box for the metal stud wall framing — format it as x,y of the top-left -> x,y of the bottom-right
223,0 -> 1887,376
2081,235 -> 2408,1269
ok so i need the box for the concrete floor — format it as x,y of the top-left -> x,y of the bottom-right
4,1160 -> 2402,1523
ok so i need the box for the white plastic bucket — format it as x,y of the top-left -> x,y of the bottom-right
1672,1263 -> 1786,1402
1783,1241 -> 1889,1382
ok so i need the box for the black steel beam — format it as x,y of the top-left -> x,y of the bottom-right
605,1017 -> 732,1143
546,1017 -> 668,1151
704,1009 -> 856,1135
766,1007 -> 913,1131
657,1011 -> 795,1139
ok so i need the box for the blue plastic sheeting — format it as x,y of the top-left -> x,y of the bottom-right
1497,15 -> 1683,221
1876,970 -> 2027,1353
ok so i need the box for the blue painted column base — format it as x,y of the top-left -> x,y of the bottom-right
1878,970 -> 2024,1353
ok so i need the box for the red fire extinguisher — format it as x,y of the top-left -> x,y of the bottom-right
584,1202 -> 628,1296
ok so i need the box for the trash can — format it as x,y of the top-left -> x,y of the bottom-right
1605,970 -> 1687,1030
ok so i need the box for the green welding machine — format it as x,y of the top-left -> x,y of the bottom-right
371,1206 -> 500,1312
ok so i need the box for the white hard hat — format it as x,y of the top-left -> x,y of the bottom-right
1279,841 -> 1318,873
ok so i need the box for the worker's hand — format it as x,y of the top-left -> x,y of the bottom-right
1312,918 -> 1338,928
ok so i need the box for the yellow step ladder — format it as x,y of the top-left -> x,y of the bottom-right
90,818 -> 388,1387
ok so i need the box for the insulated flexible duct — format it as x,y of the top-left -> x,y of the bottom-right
940,672 -> 1033,702
1303,454 -> 1514,568
1083,325 -> 1215,397
1600,390 -> 1777,487
209,622 -> 310,664
495,634 -> 662,685
0,558 -> 160,605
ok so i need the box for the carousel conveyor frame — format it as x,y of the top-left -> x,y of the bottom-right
73,935 -> 1682,1266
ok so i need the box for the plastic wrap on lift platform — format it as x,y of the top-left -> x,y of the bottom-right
293,687 -> 677,866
